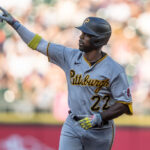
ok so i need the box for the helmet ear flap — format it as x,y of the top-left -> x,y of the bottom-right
90,36 -> 101,48
90,34 -> 110,48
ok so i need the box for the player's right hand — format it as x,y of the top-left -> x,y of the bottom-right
0,6 -> 16,25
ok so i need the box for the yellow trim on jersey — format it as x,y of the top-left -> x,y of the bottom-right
28,34 -> 42,50
47,42 -> 50,61
83,56 -> 91,66
95,54 -> 107,65
83,53 -> 107,67
117,101 -> 133,115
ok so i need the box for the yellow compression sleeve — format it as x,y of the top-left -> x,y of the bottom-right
28,34 -> 42,50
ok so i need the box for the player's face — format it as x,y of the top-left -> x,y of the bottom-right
79,32 -> 95,52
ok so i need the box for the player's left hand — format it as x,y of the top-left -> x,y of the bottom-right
79,113 -> 102,130
0,6 -> 16,25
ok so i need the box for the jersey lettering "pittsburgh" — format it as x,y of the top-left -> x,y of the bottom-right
70,70 -> 109,93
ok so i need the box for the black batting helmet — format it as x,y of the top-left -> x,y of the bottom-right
76,17 -> 111,47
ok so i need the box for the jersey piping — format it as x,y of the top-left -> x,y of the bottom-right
47,42 -> 51,61
83,53 -> 108,67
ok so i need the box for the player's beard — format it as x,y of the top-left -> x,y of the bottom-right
79,41 -> 94,53
79,41 -> 98,53
79,45 -> 93,53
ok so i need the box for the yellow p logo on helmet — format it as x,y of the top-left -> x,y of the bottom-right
84,18 -> 90,24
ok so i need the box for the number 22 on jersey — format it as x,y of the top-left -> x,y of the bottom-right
90,95 -> 110,112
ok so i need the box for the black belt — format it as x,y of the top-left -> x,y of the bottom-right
68,110 -> 82,121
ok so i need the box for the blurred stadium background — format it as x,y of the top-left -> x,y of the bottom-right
0,0 -> 150,149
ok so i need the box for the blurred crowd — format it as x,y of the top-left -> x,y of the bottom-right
0,0 -> 150,121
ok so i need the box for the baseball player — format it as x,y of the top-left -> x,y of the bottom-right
0,7 -> 133,150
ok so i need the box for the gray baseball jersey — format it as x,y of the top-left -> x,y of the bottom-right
47,43 -> 132,116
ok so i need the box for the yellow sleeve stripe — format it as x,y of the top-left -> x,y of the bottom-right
47,42 -> 50,61
127,103 -> 133,115
28,34 -> 42,50
117,101 -> 133,115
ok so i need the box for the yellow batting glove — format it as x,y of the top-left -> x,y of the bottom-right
79,117 -> 93,130
79,113 -> 102,130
